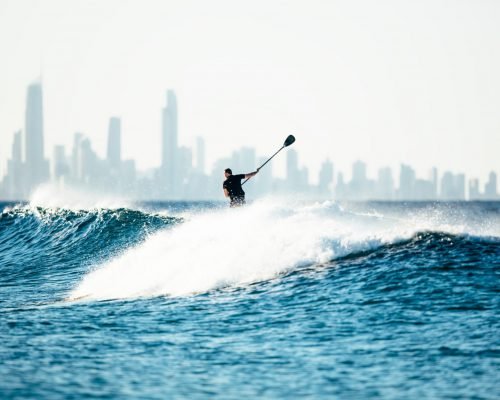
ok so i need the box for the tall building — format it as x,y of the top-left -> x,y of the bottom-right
399,164 -> 416,200
196,136 -> 205,174
255,155 -> 273,196
430,167 -> 438,199
469,178 -> 480,200
2,131 -> 26,199
299,166 -> 309,191
440,172 -> 454,200
376,167 -> 394,200
121,160 -> 136,194
161,90 -> 178,196
440,171 -> 465,200
484,171 -> 498,199
107,117 -> 121,171
178,146 -> 193,192
54,145 -> 69,182
350,160 -> 370,199
456,173 -> 466,200
318,159 -> 334,196
352,161 -> 367,183
286,148 -> 300,190
80,138 -> 98,184
24,82 -> 49,192
335,172 -> 346,199
12,131 -> 22,163
71,133 -> 84,182
238,147 -> 256,171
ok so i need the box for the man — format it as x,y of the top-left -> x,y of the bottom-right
223,168 -> 259,207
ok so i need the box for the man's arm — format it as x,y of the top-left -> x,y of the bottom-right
244,170 -> 259,179
223,188 -> 229,197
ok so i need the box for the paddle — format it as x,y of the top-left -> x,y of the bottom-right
242,135 -> 296,186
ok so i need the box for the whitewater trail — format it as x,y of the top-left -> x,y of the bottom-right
66,199 -> 499,301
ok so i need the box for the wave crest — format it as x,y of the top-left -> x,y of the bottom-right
67,199 -> 500,301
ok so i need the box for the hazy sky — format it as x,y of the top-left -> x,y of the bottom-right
1,0 -> 499,183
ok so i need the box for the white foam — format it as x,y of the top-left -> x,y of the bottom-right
29,183 -> 131,210
67,199 -> 499,301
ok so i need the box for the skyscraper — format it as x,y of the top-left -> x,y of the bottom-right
12,131 -> 22,162
376,167 -> 394,200
484,171 -> 498,199
350,160 -> 369,199
3,131 -> 26,199
71,133 -> 83,182
456,173 -> 466,200
178,146 -> 193,192
161,90 -> 178,196
318,159 -> 334,196
286,148 -> 300,190
255,155 -> 273,196
469,178 -> 480,200
80,138 -> 98,184
335,172 -> 346,199
238,147 -> 256,171
352,160 -> 367,183
54,145 -> 69,182
439,171 -> 466,200
24,82 -> 49,192
399,164 -> 416,200
196,136 -> 205,174
430,167 -> 438,199
107,117 -> 121,171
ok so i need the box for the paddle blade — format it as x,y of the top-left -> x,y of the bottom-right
284,135 -> 296,147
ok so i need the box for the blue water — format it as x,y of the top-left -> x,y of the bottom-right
1,199 -> 499,399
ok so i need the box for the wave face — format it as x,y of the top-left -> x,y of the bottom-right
61,199 -> 499,301
1,199 -> 499,399
0,204 -> 180,305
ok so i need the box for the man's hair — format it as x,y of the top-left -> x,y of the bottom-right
225,168 -> 232,175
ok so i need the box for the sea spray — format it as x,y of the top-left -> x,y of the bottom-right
67,199 -> 499,301
29,183 -> 132,210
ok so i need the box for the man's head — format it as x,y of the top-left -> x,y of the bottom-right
224,168 -> 232,178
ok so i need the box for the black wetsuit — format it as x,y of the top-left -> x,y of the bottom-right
223,174 -> 246,207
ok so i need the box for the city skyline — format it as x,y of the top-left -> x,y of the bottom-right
1,1 -> 499,183
1,81 -> 498,202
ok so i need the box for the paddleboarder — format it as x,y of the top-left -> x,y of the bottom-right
223,168 -> 259,207
222,135 -> 296,207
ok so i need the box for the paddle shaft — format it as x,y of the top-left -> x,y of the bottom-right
241,145 -> 285,186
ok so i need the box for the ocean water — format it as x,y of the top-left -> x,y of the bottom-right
1,196 -> 499,399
